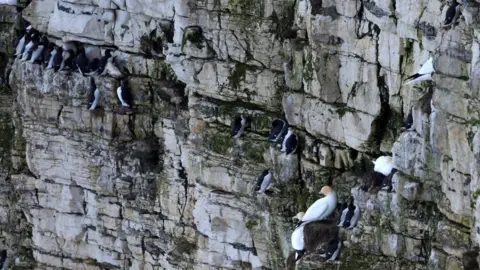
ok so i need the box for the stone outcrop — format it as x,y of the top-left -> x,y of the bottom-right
0,0 -> 479,269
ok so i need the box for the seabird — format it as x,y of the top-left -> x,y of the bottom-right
319,236 -> 341,261
373,155 -> 394,176
255,169 -> 271,193
443,1 -> 460,27
337,196 -> 360,229
87,58 -> 100,74
116,79 -> 133,107
360,156 -> 395,193
97,49 -> 112,75
404,57 -> 435,85
76,46 -> 89,75
42,42 -> 55,67
46,46 -> 58,69
291,223 -> 306,264
462,247 -> 480,270
281,128 -> 298,155
101,56 -> 122,77
289,216 -> 339,266
51,46 -> 63,72
59,49 -> 75,71
231,115 -> 247,138
21,33 -> 37,61
403,109 -> 414,130
296,186 -> 337,228
87,77 -> 100,110
14,35 -> 26,57
269,119 -> 288,142
0,250 -> 6,269
28,35 -> 47,64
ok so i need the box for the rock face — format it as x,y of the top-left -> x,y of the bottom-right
0,0 -> 479,269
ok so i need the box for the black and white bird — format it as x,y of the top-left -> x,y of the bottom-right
443,1 -> 460,27
337,196 -> 360,229
101,56 -> 122,78
76,46 -> 89,75
46,46 -> 59,69
403,109 -> 414,130
97,49 -> 112,75
14,34 -> 26,57
319,236 -> 341,261
87,58 -> 100,74
87,77 -> 100,110
462,247 -> 480,270
116,79 -> 132,107
21,33 -> 38,61
269,119 -> 288,143
281,128 -> 298,155
59,49 -> 75,71
231,115 -> 247,138
404,57 -> 435,85
0,250 -> 6,269
42,42 -> 55,67
51,46 -> 63,72
255,169 -> 271,193
28,35 -> 48,64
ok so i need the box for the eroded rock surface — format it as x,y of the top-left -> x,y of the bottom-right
0,0 -> 479,269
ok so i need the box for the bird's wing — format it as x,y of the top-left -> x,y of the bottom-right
418,57 -> 434,75
302,199 -> 328,222
291,226 -> 305,250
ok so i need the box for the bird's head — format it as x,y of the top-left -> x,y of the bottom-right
105,49 -> 112,58
320,185 -> 333,195
292,212 -> 305,222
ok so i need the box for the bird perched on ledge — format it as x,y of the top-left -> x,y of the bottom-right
116,79 -> 133,108
296,186 -> 337,228
87,77 -> 100,111
404,57 -> 435,85
443,1 -> 460,28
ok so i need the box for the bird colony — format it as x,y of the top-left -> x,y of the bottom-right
14,24 -> 134,112
0,0 -> 474,269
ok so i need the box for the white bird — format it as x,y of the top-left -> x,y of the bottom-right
372,156 -> 393,176
404,57 -> 435,85
291,212 -> 306,264
296,186 -> 337,228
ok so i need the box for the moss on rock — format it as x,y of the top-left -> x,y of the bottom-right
228,63 -> 248,90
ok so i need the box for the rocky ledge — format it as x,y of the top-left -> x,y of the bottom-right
0,0 -> 479,269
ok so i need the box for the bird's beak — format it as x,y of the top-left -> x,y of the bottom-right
372,160 -> 376,165
292,216 -> 298,221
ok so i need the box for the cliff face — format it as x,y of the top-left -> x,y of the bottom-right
0,0 -> 479,269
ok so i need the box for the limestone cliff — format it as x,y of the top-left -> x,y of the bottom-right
0,0 -> 479,269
